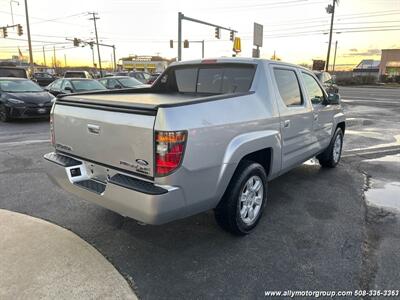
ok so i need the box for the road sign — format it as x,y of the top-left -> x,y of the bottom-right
253,23 -> 263,47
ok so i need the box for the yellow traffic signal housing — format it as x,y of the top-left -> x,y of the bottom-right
233,37 -> 241,53
17,24 -> 23,36
183,39 -> 189,48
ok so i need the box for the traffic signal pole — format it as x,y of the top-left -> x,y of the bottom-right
24,0 -> 34,74
177,12 -> 237,61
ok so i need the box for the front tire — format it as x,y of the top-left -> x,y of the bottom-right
215,161 -> 267,235
317,128 -> 343,168
0,104 -> 11,122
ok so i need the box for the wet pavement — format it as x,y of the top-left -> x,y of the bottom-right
0,86 -> 399,298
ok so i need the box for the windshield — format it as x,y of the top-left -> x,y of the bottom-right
71,80 -> 107,91
174,65 -> 255,94
0,79 -> 43,92
118,77 -> 142,87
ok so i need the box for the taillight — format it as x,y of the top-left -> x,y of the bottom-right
50,112 -> 55,146
155,131 -> 187,176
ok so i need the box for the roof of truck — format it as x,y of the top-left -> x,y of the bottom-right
170,57 -> 310,71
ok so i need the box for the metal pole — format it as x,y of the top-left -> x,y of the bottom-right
53,45 -> 56,68
201,40 -> 204,58
10,1 -> 19,25
178,12 -> 183,61
42,46 -> 46,66
24,0 -> 34,74
325,0 -> 336,71
112,45 -> 116,71
90,12 -> 103,77
64,54 -> 67,67
332,40 -> 338,72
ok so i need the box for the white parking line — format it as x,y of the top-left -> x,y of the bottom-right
342,98 -> 399,104
0,139 -> 50,147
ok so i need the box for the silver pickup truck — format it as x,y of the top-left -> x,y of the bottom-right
45,58 -> 345,235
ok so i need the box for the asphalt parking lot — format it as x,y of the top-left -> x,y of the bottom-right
0,86 -> 399,299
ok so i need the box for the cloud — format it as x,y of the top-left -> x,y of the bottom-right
343,48 -> 381,57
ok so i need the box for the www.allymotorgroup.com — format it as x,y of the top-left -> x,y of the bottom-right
264,290 -> 400,298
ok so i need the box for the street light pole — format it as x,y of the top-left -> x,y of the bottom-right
89,12 -> 102,77
24,0 -> 34,74
10,0 -> 19,26
325,0 -> 337,71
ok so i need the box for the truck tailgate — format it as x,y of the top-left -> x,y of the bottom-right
53,102 -> 155,177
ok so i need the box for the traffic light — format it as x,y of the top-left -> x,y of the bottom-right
183,39 -> 189,48
17,24 -> 23,36
2,27 -> 8,38
73,38 -> 80,47
233,37 -> 241,53
170,39 -> 174,48
215,27 -> 220,39
230,31 -> 234,41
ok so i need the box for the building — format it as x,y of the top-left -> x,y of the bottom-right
353,59 -> 380,79
120,55 -> 171,73
379,49 -> 400,77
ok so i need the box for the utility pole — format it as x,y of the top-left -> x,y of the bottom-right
201,40 -> 204,58
178,12 -> 183,61
24,0 -> 34,74
325,0 -> 337,71
64,54 -> 67,67
42,46 -> 46,66
53,45 -> 56,68
89,12 -> 102,77
332,40 -> 338,72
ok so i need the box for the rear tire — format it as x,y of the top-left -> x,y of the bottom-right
0,104 -> 11,122
215,160 -> 267,235
317,128 -> 343,168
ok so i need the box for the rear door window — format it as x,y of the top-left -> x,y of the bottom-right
273,68 -> 303,106
174,65 -> 255,94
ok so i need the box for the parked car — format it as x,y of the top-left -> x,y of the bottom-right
45,58 -> 345,235
147,72 -> 161,84
114,71 -> 129,76
98,76 -> 149,89
128,71 -> 151,83
33,72 -> 57,86
64,71 -> 93,79
45,78 -> 106,96
313,71 -> 339,94
0,66 -> 29,79
0,78 -> 55,122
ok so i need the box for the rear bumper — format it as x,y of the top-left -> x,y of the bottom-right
44,152 -> 186,224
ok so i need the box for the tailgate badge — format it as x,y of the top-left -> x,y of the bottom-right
136,159 -> 149,166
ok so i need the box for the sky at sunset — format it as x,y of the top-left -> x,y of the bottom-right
1,0 -> 399,70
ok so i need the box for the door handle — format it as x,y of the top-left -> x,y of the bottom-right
87,124 -> 100,135
283,120 -> 290,128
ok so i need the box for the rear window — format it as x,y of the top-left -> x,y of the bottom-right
65,72 -> 85,78
175,65 -> 255,94
0,68 -> 27,78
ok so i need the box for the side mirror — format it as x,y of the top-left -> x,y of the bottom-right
64,86 -> 73,93
326,93 -> 340,105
